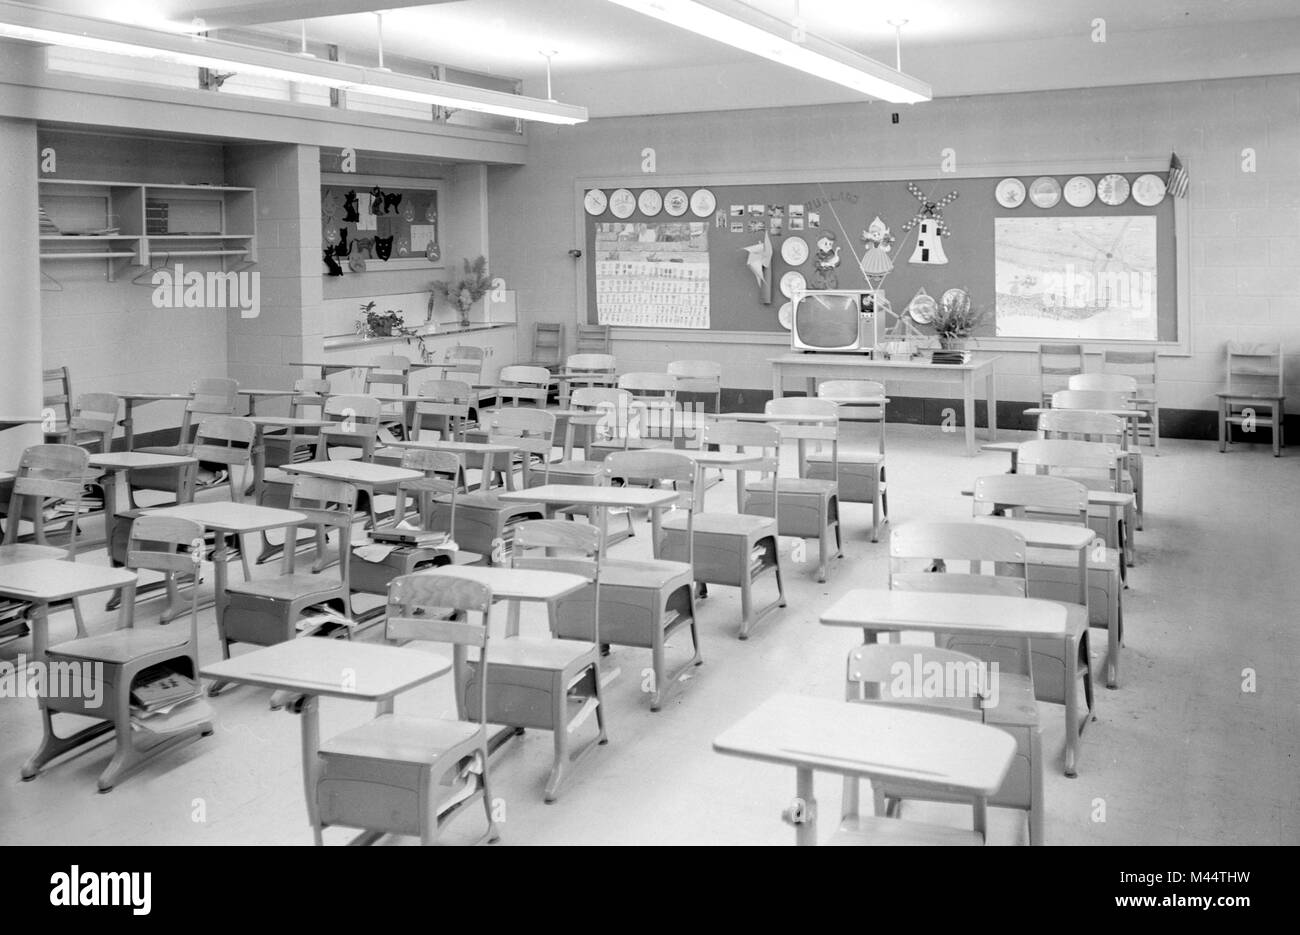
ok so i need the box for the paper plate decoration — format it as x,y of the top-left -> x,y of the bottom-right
742,233 -> 773,304
778,301 -> 793,330
942,288 -> 971,316
1064,176 -> 1096,208
690,189 -> 717,217
1132,173 -> 1167,206
906,287 -> 938,324
402,202 -> 415,223
1028,177 -> 1061,209
1098,174 -> 1130,206
995,178 -> 1026,208
859,216 -> 896,289
779,270 -> 807,299
781,235 -> 809,266
322,189 -> 342,220
583,189 -> 608,215
609,188 -> 636,218
637,189 -> 663,216
901,183 -> 959,265
664,189 -> 689,216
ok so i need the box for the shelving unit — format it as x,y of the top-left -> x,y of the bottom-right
38,179 -> 257,280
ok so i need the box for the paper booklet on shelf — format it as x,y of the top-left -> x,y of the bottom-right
131,665 -> 200,711
930,349 -> 972,365
296,605 -> 357,637
368,521 -> 454,547
131,696 -> 212,734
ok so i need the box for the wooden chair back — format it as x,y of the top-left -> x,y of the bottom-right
284,477 -> 358,590
416,379 -> 473,440
1050,389 -> 1131,411
575,323 -> 611,355
1038,344 -> 1084,404
528,323 -> 565,369
972,473 -> 1089,525
191,417 -> 256,500
43,366 -> 73,427
573,387 -> 636,447
819,379 -> 886,453
365,355 -> 411,395
1069,373 -> 1137,395
290,378 -> 331,417
318,395 -> 382,460
487,408 -> 556,485
846,643 -> 987,715
68,392 -> 120,450
1224,342 -> 1284,396
1036,409 -> 1128,446
394,448 -> 461,529
510,519 -> 601,641
565,353 -> 616,374
700,420 -> 780,516
127,515 -> 205,645
3,444 -> 92,552
1103,349 -> 1158,398
497,365 -> 552,407
1016,439 -> 1123,488
889,521 -> 1028,596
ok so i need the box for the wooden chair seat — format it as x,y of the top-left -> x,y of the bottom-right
46,627 -> 190,664
828,816 -> 985,846
0,543 -> 67,564
806,449 -> 883,467
1216,391 -> 1284,401
320,714 -> 484,768
599,557 -> 693,589
542,460 -> 604,479
483,637 -> 598,671
661,512 -> 773,537
226,574 -> 343,603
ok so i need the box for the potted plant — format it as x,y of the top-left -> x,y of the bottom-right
429,255 -> 492,329
355,301 -> 431,361
928,294 -> 986,350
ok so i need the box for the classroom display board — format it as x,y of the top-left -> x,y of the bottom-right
594,221 -> 710,328
322,183 -> 440,274
582,174 -> 1177,340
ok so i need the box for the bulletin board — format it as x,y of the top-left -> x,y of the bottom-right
321,176 -> 443,275
582,174 -> 1178,342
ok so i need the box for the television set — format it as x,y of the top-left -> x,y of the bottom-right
790,290 -> 879,353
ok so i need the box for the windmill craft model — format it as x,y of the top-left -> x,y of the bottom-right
901,183 -> 958,265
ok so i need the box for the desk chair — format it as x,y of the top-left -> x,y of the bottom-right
433,408 -> 553,560
974,473 -> 1124,688
365,354 -> 412,439
415,379 -> 473,442
885,521 -> 1046,844
316,395 -> 382,463
218,478 -> 358,666
42,366 -> 73,432
1038,344 -> 1084,406
592,450 -> 701,711
543,387 -> 636,486
1103,349 -> 1160,453
667,360 -> 721,446
522,322 -> 564,373
494,365 -> 552,408
811,380 -> 888,541
1017,437 -> 1133,566
40,516 -> 211,791
467,520 -> 607,801
131,377 -> 238,502
891,520 -> 1097,742
45,392 -> 119,453
575,323 -> 611,355
844,642 -> 1041,846
263,378 -> 332,471
747,398 -> 843,580
349,450 -> 469,615
1036,408 -> 1142,538
0,445 -> 93,640
558,354 -> 617,408
1217,342 -> 1285,456
661,421 -> 786,639
314,574 -> 500,846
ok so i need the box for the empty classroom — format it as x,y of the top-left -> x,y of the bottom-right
0,0 -> 1297,853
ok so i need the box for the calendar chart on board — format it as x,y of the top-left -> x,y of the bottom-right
594,222 -> 710,329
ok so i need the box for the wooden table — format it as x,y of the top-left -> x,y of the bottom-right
974,515 -> 1094,607
383,438 -> 524,491
0,416 -> 44,431
291,361 -> 376,380
769,353 -> 998,456
89,451 -> 198,547
147,502 -> 306,631
713,693 -> 1016,845
200,638 -> 451,845
0,559 -> 139,782
239,388 -> 298,416
819,588 -> 1087,776
115,392 -> 192,449
497,484 -> 680,556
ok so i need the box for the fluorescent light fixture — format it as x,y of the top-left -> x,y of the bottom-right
0,0 -> 588,124
605,0 -> 931,104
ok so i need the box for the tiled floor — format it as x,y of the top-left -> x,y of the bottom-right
2,424 -> 1297,845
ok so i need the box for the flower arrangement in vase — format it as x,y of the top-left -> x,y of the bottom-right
430,255 -> 492,328
928,292 -> 986,350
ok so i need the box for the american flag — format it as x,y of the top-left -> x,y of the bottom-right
1167,152 -> 1189,199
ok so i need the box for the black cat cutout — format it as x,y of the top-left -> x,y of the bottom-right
370,186 -> 384,215
382,192 -> 402,215
323,249 -> 343,276
335,227 -> 350,257
374,235 -> 394,261
343,191 -> 360,223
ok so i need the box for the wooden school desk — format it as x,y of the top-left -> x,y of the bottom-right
114,392 -> 192,449
770,353 -> 999,456
200,638 -> 451,845
819,589 -> 1089,777
713,693 -> 1016,845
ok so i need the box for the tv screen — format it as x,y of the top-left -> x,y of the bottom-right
794,293 -> 860,348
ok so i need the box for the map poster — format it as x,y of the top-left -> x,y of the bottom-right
995,216 -> 1157,340
594,221 -> 710,329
